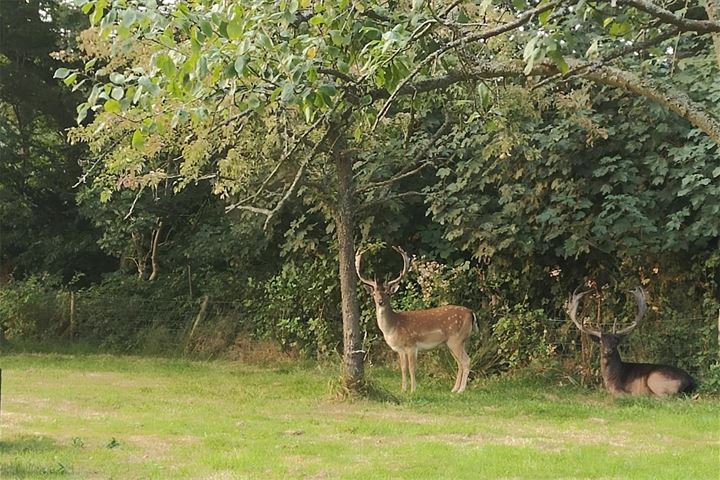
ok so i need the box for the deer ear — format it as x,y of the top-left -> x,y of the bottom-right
388,283 -> 401,295
362,284 -> 374,294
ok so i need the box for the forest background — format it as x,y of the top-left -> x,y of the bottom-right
0,0 -> 718,393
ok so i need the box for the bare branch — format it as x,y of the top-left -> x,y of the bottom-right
123,187 -> 144,220
226,204 -> 272,215
234,113 -> 327,207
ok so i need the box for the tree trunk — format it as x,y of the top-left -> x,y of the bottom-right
331,129 -> 365,393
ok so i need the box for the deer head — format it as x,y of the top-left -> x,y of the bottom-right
355,246 -> 411,307
566,286 -> 647,347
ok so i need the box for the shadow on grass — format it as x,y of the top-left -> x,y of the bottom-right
0,435 -> 58,454
326,373 -> 403,404
0,435 -> 70,478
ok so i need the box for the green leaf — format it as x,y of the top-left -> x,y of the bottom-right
585,39 -> 600,59
111,86 -> 124,100
109,73 -> 125,84
155,53 -> 176,77
103,99 -> 121,113
609,21 -> 631,37
538,8 -> 554,25
76,104 -> 89,124
54,68 -> 70,79
318,83 -> 337,98
477,82 -> 492,109
131,129 -> 145,149
234,55 -> 248,75
84,58 -> 98,71
63,72 -> 78,86
280,82 -> 295,103
547,50 -> 569,74
247,94 -> 261,110
227,18 -> 243,39
309,14 -> 325,26
100,188 -> 112,203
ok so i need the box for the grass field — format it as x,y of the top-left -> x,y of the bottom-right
1,353 -> 718,479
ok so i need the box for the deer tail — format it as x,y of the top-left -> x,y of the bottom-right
471,312 -> 479,334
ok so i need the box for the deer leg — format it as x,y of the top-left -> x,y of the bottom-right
399,352 -> 408,392
448,339 -> 471,393
407,348 -> 418,393
447,345 -> 463,393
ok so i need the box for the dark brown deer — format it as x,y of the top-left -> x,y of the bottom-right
356,247 -> 478,393
567,287 -> 694,397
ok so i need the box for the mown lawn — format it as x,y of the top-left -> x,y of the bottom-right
0,353 -> 718,479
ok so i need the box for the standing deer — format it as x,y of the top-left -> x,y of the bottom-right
355,247 -> 478,393
566,287 -> 694,396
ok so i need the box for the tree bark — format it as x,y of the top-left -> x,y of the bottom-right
331,127 -> 365,393
705,0 -> 720,68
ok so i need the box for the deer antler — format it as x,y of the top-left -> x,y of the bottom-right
615,286 -> 647,336
386,246 -> 411,287
354,249 -> 377,289
566,287 -> 601,338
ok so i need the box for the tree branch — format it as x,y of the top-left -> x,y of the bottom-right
580,62 -> 720,144
615,0 -> 720,33
533,28 -> 681,90
380,59 -> 720,145
703,0 -> 720,67
372,0 -> 565,129
358,191 -> 427,211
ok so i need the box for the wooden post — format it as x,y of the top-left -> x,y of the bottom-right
187,264 -> 193,300
69,291 -> 76,337
185,295 -> 209,353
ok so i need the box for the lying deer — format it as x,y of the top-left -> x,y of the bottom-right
356,247 -> 478,393
567,287 -> 694,396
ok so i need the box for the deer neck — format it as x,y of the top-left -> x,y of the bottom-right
375,303 -> 399,336
600,348 -> 625,393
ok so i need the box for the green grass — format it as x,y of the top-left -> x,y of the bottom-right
1,353 -> 718,479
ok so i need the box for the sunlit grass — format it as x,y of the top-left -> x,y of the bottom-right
1,353 -> 718,479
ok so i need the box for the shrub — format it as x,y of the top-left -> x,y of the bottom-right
493,305 -> 554,369
253,257 -> 342,357
0,275 -> 65,340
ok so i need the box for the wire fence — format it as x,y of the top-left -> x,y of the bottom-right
2,289 -> 718,371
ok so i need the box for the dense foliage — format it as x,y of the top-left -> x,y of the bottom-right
0,0 -> 718,391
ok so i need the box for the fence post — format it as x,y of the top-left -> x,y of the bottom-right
185,295 -> 209,354
69,291 -> 76,337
